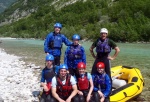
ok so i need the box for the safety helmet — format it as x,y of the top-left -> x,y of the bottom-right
77,62 -> 86,69
45,54 -> 54,61
96,62 -> 105,69
59,64 -> 68,70
100,28 -> 108,34
54,23 -> 62,29
72,34 -> 80,40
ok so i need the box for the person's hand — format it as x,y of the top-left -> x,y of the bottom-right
107,56 -> 114,60
43,85 -> 49,92
66,97 -> 71,102
59,99 -> 66,102
100,96 -> 105,102
86,94 -> 91,102
78,90 -> 83,95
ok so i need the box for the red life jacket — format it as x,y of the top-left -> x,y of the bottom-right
56,74 -> 72,97
77,73 -> 89,90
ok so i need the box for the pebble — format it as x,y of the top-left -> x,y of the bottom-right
0,48 -> 41,102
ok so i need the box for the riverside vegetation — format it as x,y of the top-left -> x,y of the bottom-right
0,0 -> 150,42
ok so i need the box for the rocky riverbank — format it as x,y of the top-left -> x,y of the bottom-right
0,48 -> 41,102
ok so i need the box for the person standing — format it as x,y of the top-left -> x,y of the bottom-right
92,62 -> 111,102
76,62 -> 94,102
89,28 -> 120,77
51,64 -> 79,102
44,22 -> 73,66
64,34 -> 86,76
40,54 -> 56,102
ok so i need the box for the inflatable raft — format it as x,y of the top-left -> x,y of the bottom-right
110,66 -> 144,102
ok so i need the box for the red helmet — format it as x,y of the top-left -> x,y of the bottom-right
96,62 -> 105,69
77,62 -> 86,69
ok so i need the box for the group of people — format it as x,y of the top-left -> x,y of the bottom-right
40,22 -> 120,102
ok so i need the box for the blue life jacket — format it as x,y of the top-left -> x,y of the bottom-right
96,38 -> 111,53
93,73 -> 106,90
49,33 -> 63,49
67,45 -> 82,60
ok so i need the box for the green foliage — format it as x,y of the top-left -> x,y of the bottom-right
0,0 -> 150,42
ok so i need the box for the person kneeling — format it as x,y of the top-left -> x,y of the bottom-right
40,54 -> 56,102
51,64 -> 79,102
92,62 -> 111,102
76,62 -> 94,102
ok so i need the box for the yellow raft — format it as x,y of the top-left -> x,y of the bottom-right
110,66 -> 144,102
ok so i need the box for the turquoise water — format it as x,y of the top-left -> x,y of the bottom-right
0,39 -> 150,70
0,38 -> 150,100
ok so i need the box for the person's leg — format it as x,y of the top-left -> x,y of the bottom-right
78,95 -> 85,102
92,92 -> 100,102
40,92 -> 46,102
91,58 -> 100,74
54,56 -> 60,66
45,94 -> 51,102
104,97 -> 110,102
72,95 -> 80,102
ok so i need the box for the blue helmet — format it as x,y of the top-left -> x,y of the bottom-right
59,64 -> 68,70
54,23 -> 62,29
45,54 -> 54,61
72,34 -> 80,40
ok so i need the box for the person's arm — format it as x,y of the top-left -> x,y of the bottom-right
86,77 -> 94,102
103,75 -> 111,97
62,35 -> 73,46
40,70 -> 49,91
108,46 -> 120,60
51,77 -> 65,102
89,41 -> 97,59
66,76 -> 78,102
44,33 -> 51,54
52,87 -> 65,102
66,84 -> 78,102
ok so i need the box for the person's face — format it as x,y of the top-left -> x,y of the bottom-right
97,68 -> 104,74
78,68 -> 85,74
59,69 -> 67,78
100,33 -> 107,40
46,60 -> 53,67
73,39 -> 79,45
54,27 -> 61,34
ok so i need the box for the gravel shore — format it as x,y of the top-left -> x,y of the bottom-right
0,48 -> 41,102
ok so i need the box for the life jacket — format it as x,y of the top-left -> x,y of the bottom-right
67,45 -> 82,60
93,73 -> 106,90
49,33 -> 63,49
96,38 -> 111,53
56,74 -> 72,97
77,72 -> 89,90
43,67 -> 55,94
44,67 -> 56,83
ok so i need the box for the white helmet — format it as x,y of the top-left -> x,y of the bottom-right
100,28 -> 108,34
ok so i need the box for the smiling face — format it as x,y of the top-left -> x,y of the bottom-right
100,33 -> 108,40
78,68 -> 85,75
54,27 -> 61,34
97,68 -> 105,74
59,68 -> 67,78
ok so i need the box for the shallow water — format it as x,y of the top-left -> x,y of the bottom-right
0,38 -> 150,101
